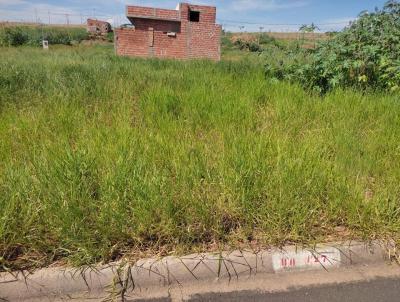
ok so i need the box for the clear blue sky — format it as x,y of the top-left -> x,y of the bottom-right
0,0 -> 389,31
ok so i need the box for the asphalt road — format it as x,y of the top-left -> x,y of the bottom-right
187,276 -> 400,302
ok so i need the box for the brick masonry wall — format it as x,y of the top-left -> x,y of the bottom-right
131,19 -> 181,33
127,6 -> 180,20
187,23 -> 221,61
116,3 -> 221,61
187,4 -> 216,23
115,28 -> 148,57
116,19 -> 187,59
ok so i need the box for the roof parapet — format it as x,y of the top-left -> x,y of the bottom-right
126,5 -> 180,22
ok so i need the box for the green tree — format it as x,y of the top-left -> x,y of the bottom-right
266,0 -> 400,93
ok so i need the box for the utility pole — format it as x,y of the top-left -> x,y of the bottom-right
93,8 -> 96,19
35,8 -> 38,24
48,10 -> 50,24
80,13 -> 83,24
65,14 -> 70,25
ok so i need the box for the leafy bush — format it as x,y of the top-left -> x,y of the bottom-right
0,25 -> 88,47
247,41 -> 262,52
106,31 -> 114,43
234,38 -> 263,53
221,31 -> 234,49
0,27 -> 29,46
266,0 -> 400,93
258,33 -> 277,45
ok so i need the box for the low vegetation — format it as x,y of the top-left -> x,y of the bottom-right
0,25 -> 88,46
1,45 -> 400,271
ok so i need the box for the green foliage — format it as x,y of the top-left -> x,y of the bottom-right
266,0 -> 400,93
258,33 -> 277,45
0,25 -> 88,47
325,31 -> 339,38
0,27 -> 29,46
225,32 -> 284,55
234,38 -> 263,53
106,31 -> 114,43
299,23 -> 319,33
221,32 -> 234,49
264,47 -> 310,82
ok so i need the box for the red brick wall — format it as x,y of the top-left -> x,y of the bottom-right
115,21 -> 187,59
153,30 -> 187,59
115,28 -> 148,57
179,3 -> 190,20
127,6 -> 180,20
116,3 -> 221,61
187,23 -> 221,61
187,4 -> 216,23
130,19 -> 181,32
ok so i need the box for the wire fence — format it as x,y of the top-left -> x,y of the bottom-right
0,9 -> 353,33
218,19 -> 353,33
0,9 -> 126,27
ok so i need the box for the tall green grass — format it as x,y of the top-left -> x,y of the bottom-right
0,25 -> 88,46
1,45 -> 400,270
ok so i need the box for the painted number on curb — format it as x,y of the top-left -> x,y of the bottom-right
272,247 -> 341,272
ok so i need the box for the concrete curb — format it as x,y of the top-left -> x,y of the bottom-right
0,241 -> 395,301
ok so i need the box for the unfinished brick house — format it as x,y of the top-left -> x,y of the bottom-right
115,3 -> 222,60
87,19 -> 112,35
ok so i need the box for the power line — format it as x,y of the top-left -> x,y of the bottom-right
1,8 -> 113,19
1,7 -> 350,30
217,18 -> 353,26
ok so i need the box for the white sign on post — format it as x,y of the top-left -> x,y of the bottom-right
43,40 -> 49,50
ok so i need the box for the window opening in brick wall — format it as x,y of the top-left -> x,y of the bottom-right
189,11 -> 200,22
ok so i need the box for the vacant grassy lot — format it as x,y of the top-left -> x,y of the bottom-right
1,45 -> 400,270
